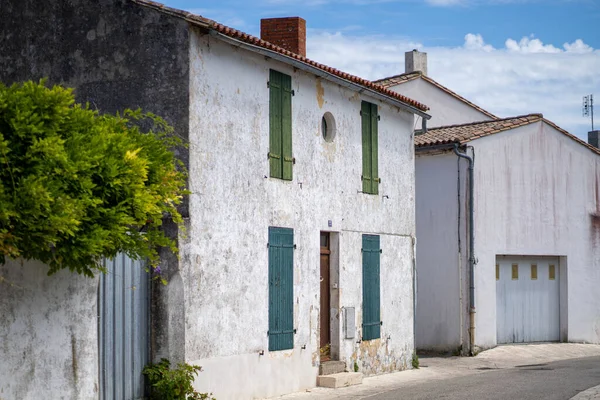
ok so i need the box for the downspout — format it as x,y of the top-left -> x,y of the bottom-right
413,117 -> 426,354
453,143 -> 476,355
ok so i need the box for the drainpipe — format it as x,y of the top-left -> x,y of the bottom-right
453,143 -> 476,355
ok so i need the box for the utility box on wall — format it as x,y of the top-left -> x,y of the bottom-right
344,307 -> 355,339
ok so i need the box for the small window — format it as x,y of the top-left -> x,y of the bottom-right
530,264 -> 538,280
511,264 -> 519,280
321,112 -> 336,142
496,264 -> 499,281
549,264 -> 556,280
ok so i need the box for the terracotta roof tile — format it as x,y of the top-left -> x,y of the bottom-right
131,0 -> 429,112
415,114 -> 600,156
415,114 -> 542,147
374,71 -> 496,119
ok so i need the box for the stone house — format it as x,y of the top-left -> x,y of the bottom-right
0,1 -> 430,399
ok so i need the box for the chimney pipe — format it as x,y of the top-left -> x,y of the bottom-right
589,130 -> 600,148
260,17 -> 306,57
405,49 -> 427,76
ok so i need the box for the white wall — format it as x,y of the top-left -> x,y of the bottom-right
415,152 -> 468,352
183,28 -> 417,399
472,122 -> 600,348
0,259 -> 98,399
388,79 -> 494,128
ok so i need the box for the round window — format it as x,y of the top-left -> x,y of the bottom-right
321,112 -> 336,142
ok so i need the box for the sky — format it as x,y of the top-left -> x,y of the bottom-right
164,0 -> 600,139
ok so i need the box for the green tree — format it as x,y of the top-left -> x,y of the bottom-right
0,80 -> 187,277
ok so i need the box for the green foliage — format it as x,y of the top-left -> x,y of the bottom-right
412,352 -> 419,369
143,358 -> 215,400
0,80 -> 187,276
353,361 -> 359,372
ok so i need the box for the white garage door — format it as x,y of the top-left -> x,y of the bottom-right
496,256 -> 560,344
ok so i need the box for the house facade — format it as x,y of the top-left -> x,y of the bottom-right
0,1 -> 430,399
414,115 -> 600,353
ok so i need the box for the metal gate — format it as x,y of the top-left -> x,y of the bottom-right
496,256 -> 560,344
99,254 -> 149,400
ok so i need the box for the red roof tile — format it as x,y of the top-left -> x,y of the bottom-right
415,113 -> 600,156
131,0 -> 429,112
374,71 -> 496,119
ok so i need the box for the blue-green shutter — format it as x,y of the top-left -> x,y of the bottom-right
269,70 -> 293,180
362,234 -> 381,340
268,227 -> 294,351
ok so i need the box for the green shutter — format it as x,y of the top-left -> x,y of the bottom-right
268,227 -> 294,351
370,103 -> 379,195
269,70 -> 283,179
362,234 -> 381,341
269,70 -> 293,180
361,101 -> 372,193
281,73 -> 293,181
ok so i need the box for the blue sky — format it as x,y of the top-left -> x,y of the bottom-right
163,0 -> 600,138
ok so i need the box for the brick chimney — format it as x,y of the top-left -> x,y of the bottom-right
589,130 -> 599,148
405,49 -> 428,76
260,17 -> 306,57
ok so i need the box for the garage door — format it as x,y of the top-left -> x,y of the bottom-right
496,256 -> 560,344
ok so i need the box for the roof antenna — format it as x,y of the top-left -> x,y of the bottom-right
583,94 -> 594,131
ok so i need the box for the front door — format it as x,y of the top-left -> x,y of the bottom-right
320,232 -> 331,361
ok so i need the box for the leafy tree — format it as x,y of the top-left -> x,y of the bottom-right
0,80 -> 187,277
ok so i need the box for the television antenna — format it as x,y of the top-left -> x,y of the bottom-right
583,94 -> 594,131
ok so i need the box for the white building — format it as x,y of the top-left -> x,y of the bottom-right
375,50 -> 600,354
0,1 -> 432,399
414,114 -> 600,353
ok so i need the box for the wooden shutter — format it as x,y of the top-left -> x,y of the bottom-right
362,234 -> 381,340
370,103 -> 379,195
268,227 -> 294,351
269,70 -> 283,179
361,101 -> 372,193
269,70 -> 293,180
281,73 -> 293,181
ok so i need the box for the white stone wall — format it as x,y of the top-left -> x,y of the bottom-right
388,79 -> 494,128
472,122 -> 600,348
0,259 -> 98,400
183,28 -> 417,399
414,152 -> 469,352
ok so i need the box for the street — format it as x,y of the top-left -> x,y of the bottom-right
368,356 -> 600,400
275,344 -> 600,400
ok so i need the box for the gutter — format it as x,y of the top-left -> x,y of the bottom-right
209,30 -> 432,121
453,143 -> 476,355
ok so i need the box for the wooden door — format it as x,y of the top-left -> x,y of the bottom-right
320,232 -> 331,360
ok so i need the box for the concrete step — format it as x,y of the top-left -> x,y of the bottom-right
317,372 -> 363,389
319,360 -> 346,375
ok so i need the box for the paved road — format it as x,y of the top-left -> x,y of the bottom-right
365,356 -> 600,400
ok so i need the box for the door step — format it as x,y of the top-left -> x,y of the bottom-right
317,372 -> 363,388
319,360 -> 346,376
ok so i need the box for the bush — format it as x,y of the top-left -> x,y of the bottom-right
0,80 -> 187,276
143,358 -> 215,400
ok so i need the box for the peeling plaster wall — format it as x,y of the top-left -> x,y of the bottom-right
185,29 -> 416,399
472,122 -> 600,348
414,152 -> 469,352
387,79 -> 494,128
0,0 -> 191,366
0,260 -> 98,399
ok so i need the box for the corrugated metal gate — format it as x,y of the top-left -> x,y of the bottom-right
98,254 -> 149,400
496,256 -> 560,344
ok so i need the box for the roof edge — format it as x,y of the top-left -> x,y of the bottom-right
375,71 -> 498,120
130,0 -> 430,113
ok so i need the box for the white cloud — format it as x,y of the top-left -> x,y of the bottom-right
464,33 -> 494,52
307,32 -> 600,139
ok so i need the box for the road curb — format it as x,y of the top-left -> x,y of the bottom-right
570,384 -> 600,399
